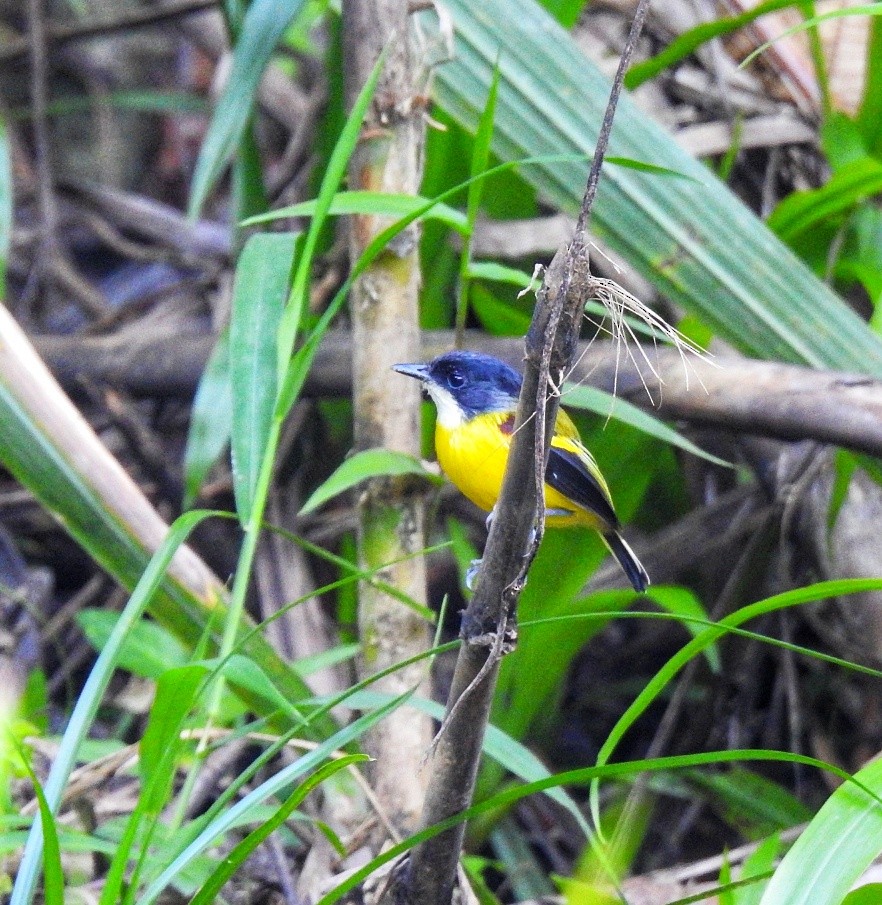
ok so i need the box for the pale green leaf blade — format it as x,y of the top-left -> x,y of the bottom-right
562,383 -> 731,467
467,261 -> 534,287
243,191 -> 469,233
759,757 -> 882,905
10,509 -> 216,905
188,0 -> 307,217
230,232 -> 298,524
742,4 -> 882,68
77,611 -> 189,679
183,327 -> 233,509
768,157 -> 882,242
299,449 -> 441,516
422,0 -> 882,373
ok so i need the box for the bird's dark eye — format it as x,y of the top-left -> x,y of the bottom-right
447,369 -> 465,389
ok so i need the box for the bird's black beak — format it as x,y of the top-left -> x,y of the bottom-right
392,362 -> 430,382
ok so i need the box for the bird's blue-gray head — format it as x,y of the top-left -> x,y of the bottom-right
393,351 -> 522,427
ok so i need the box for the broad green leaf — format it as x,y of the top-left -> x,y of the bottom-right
821,112 -> 870,172
456,69 -> 500,338
77,611 -> 189,679
690,769 -> 810,839
562,383 -> 731,467
188,0 -> 307,217
295,643 -> 361,677
742,4 -> 882,68
299,448 -> 440,516
422,0 -> 882,373
843,885 -> 882,905
538,0 -> 588,28
768,157 -> 882,242
759,756 -> 882,905
215,653 -> 302,720
735,833 -> 779,905
140,665 -> 208,811
243,191 -> 469,233
183,327 -> 233,509
230,232 -> 298,524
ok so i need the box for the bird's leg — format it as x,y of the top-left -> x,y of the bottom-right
464,506 -> 500,591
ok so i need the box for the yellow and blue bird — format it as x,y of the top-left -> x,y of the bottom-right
393,350 -> 649,593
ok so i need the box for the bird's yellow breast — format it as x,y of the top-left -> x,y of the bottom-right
435,409 -> 608,530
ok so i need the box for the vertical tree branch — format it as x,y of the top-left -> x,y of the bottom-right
405,3 -> 652,902
342,0 -> 433,837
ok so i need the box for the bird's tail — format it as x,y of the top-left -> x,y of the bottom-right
603,531 -> 650,593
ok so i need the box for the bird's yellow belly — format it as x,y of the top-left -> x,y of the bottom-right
436,418 -> 509,513
435,416 -> 599,528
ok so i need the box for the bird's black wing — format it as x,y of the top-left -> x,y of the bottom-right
545,446 -> 620,528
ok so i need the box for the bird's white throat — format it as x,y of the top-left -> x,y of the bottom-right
426,385 -> 465,429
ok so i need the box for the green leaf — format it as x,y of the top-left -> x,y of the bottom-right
299,448 -> 440,516
650,586 -> 721,672
538,0 -> 588,28
188,0 -> 307,217
13,744 -> 63,905
759,756 -> 882,905
188,755 -> 367,905
229,232 -> 298,524
843,885 -> 882,905
742,3 -> 882,69
100,662 -> 209,905
691,769 -> 810,839
590,578 -> 882,829
216,654 -> 302,719
276,50 -> 388,391
562,383 -> 732,467
183,327 -> 233,509
422,0 -> 882,373
768,157 -> 882,242
317,748 -> 867,905
243,191 -> 469,233
821,112 -> 870,173
625,0 -> 801,89
140,665 -> 208,811
138,692 -> 412,905
735,833 -> 779,905
857,13 -> 882,154
10,509 -> 216,905
77,611 -> 189,679
467,261 -> 534,288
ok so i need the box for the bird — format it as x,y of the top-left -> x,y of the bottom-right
392,350 -> 649,593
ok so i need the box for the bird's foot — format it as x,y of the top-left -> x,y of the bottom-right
485,504 -> 498,533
